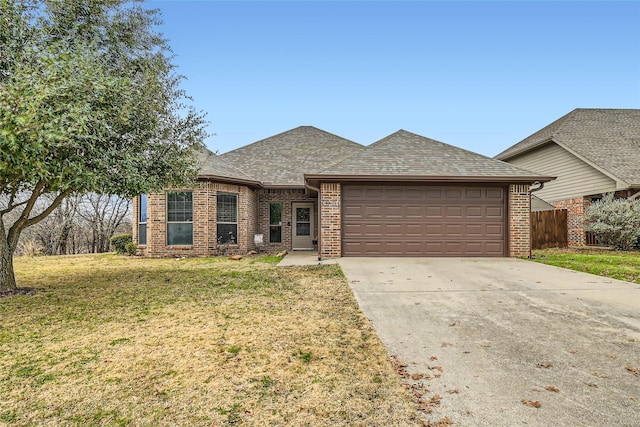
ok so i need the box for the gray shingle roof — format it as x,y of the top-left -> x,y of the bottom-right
218,126 -> 364,186
196,148 -> 257,183
318,130 -> 546,179
495,109 -> 640,185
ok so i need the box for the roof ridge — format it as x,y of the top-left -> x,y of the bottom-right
220,126 -> 362,157
494,109 -> 578,160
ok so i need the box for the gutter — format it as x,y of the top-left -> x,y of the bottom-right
304,174 -> 556,185
197,175 -> 263,189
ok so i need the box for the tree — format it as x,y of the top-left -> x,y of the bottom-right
0,0 -> 207,292
583,193 -> 640,250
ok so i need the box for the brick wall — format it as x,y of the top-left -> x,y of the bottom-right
256,189 -> 317,251
508,184 -> 531,257
320,182 -> 341,258
551,197 -> 588,246
134,181 -> 257,257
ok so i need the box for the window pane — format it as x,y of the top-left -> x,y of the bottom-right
167,192 -> 193,222
139,194 -> 147,222
269,203 -> 282,225
138,223 -> 147,245
167,223 -> 193,245
296,207 -> 310,222
217,224 -> 238,244
270,225 -> 282,243
217,194 -> 237,222
296,222 -> 310,236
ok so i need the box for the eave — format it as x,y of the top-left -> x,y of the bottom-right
495,137 -> 554,161
305,174 -> 555,187
197,174 -> 263,189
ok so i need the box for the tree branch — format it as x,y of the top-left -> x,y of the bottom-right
25,189 -> 73,229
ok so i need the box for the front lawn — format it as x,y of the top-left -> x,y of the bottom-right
532,248 -> 640,284
0,254 -> 418,426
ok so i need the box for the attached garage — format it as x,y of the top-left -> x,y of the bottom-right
306,129 -> 554,259
342,185 -> 507,257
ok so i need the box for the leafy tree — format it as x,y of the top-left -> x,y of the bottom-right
0,0 -> 207,292
583,193 -> 640,250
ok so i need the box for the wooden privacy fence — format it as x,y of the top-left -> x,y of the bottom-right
530,209 -> 568,249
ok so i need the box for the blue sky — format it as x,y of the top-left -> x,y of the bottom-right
148,1 -> 640,157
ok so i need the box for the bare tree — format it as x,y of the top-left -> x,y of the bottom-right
78,194 -> 131,253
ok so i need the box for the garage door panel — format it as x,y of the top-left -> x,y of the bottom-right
486,206 -> 504,217
342,185 -> 507,257
486,188 -> 504,199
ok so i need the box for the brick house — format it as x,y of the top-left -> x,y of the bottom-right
495,109 -> 640,246
134,126 -> 551,258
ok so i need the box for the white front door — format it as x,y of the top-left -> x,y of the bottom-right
292,203 -> 314,250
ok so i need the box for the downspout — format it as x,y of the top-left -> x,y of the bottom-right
529,181 -> 544,193
305,182 -> 322,261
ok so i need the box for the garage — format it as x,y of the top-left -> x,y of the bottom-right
342,185 -> 507,256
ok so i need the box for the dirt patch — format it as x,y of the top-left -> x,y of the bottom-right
0,287 -> 37,298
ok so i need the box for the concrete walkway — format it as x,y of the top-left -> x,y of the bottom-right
276,251 -> 339,267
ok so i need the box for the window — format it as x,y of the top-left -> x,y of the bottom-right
138,194 -> 148,245
269,202 -> 282,243
167,192 -> 193,245
217,193 -> 237,244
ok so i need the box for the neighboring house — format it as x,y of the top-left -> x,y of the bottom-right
133,126 -> 551,258
531,194 -> 556,212
495,109 -> 640,246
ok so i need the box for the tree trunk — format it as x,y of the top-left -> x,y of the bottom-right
0,236 -> 17,292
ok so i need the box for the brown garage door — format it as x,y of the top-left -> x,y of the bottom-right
342,185 -> 507,256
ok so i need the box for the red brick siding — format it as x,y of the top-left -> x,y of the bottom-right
508,184 -> 531,257
134,181 -> 257,257
551,197 -> 588,246
256,189 -> 317,251
320,183 -> 341,258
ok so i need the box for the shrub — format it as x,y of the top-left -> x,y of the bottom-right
584,193 -> 640,250
125,242 -> 138,256
17,240 -> 43,257
110,234 -> 133,254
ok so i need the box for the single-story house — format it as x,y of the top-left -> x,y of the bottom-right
495,109 -> 640,246
133,126 -> 552,258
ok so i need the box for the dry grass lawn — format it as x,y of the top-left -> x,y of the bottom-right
0,254 -> 419,426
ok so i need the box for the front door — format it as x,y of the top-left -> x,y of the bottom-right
292,203 -> 314,250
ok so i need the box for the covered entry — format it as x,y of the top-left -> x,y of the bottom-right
341,185 -> 507,256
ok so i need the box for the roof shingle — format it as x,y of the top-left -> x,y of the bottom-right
495,109 -> 640,185
319,130 -> 545,178
196,148 -> 257,183
218,126 -> 364,186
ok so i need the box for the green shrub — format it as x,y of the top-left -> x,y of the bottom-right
110,234 -> 133,254
125,242 -> 138,256
584,193 -> 640,250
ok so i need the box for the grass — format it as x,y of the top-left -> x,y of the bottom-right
0,254 -> 419,426
532,248 -> 640,284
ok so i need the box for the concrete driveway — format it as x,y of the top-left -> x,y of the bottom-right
338,257 -> 640,426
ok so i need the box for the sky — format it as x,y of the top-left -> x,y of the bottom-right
148,1 -> 640,157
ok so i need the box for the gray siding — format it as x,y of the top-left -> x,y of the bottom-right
506,143 -> 616,202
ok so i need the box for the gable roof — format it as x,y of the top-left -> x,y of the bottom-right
495,109 -> 640,186
218,126 -> 364,187
310,130 -> 550,182
196,148 -> 261,187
